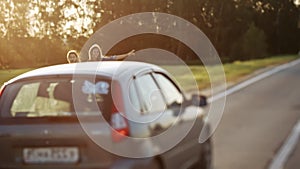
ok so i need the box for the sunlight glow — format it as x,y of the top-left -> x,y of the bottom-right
0,24 -> 7,37
64,5 -> 77,18
0,0 -> 102,39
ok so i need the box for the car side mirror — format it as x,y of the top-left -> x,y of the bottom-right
191,94 -> 207,107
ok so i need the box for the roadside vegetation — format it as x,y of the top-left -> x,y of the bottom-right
1,55 -> 299,92
163,55 -> 299,92
0,1 -> 298,69
0,1 -> 298,93
0,68 -> 32,87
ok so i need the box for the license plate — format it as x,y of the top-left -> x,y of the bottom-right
23,147 -> 79,164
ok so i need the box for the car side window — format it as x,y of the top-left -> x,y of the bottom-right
135,74 -> 166,113
153,73 -> 183,106
128,80 -> 142,112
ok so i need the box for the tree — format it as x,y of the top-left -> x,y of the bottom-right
230,23 -> 268,60
0,0 -> 299,68
251,0 -> 300,54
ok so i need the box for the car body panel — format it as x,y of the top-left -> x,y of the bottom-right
0,61 -> 209,169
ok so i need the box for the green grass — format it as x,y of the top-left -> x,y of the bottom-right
0,68 -> 32,86
223,55 -> 299,83
163,55 -> 300,92
0,55 -> 299,91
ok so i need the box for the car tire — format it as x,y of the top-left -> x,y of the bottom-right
146,158 -> 162,169
197,138 -> 213,169
132,158 -> 162,169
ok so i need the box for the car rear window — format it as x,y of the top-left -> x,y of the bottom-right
0,76 -> 113,119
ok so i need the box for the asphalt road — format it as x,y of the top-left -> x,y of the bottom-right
212,61 -> 300,169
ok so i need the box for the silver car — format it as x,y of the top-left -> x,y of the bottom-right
0,61 -> 211,169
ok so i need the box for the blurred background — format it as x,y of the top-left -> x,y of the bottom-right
1,1 -> 300,169
0,0 -> 299,69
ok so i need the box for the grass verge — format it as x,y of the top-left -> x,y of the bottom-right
163,55 -> 299,92
0,68 -> 32,86
0,55 -> 299,91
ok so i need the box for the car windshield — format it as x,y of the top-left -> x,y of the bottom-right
0,76 -> 112,119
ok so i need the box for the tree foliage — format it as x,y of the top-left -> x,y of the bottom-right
230,22 -> 268,60
0,0 -> 299,68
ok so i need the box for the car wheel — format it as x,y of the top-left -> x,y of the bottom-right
146,158 -> 162,169
197,138 -> 213,169
132,158 -> 162,169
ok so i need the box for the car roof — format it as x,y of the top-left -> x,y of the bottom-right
5,61 -> 166,84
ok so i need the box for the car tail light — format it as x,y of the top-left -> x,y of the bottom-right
111,104 -> 129,142
110,81 -> 129,142
0,84 -> 6,98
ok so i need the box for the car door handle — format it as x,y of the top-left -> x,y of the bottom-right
149,124 -> 164,132
153,124 -> 163,131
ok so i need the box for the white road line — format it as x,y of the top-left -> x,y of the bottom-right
268,120 -> 300,169
208,58 -> 300,103
205,58 -> 300,169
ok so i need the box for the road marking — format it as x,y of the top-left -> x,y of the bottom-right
268,120 -> 300,169
208,58 -> 300,103
205,58 -> 300,169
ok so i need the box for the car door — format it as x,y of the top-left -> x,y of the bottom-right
128,71 -> 201,169
151,72 -> 203,169
132,73 -> 172,135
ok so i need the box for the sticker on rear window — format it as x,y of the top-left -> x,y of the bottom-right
82,80 -> 109,94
